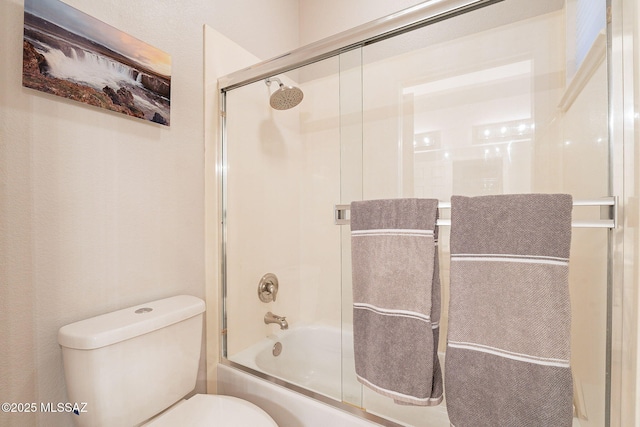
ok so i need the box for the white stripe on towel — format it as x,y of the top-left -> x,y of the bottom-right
352,229 -> 434,238
451,253 -> 569,266
447,340 -> 570,368
357,375 -> 443,406
353,303 -> 431,323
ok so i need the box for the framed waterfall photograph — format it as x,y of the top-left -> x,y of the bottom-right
22,0 -> 172,126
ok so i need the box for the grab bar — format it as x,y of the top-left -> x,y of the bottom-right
334,196 -> 617,228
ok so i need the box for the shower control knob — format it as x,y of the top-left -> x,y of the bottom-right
258,273 -> 279,303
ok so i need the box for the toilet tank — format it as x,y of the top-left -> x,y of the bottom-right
58,295 -> 205,427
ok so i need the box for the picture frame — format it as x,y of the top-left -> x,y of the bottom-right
23,0 -> 172,126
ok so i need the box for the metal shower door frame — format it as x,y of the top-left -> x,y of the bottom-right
217,0 -> 626,424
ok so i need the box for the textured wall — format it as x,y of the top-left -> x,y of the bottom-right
0,1 -> 297,426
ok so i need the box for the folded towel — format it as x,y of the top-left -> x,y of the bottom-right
445,194 -> 573,426
351,198 -> 443,406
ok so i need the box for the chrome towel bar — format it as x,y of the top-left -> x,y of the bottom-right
334,197 -> 616,228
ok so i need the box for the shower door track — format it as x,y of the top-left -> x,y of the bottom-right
218,0 -> 503,92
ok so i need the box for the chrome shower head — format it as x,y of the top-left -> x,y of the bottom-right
265,77 -> 303,110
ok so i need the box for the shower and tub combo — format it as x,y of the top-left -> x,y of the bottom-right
217,0 -> 618,426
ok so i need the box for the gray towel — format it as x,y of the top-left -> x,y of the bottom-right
351,198 -> 443,406
445,194 -> 573,426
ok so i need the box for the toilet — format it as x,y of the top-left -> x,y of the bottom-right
58,295 -> 278,427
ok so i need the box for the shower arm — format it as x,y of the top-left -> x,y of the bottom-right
265,77 -> 283,87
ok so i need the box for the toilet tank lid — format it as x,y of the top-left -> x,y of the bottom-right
58,295 -> 205,350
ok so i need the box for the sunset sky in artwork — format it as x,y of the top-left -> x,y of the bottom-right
24,0 -> 171,77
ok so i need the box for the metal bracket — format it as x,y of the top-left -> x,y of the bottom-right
334,204 -> 350,225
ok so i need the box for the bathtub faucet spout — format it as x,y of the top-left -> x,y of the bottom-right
264,312 -> 288,330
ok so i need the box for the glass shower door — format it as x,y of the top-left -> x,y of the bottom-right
224,57 -> 345,401
339,0 -> 610,425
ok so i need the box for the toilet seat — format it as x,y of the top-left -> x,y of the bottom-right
143,394 -> 278,426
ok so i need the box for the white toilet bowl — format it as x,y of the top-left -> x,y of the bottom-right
144,394 -> 278,427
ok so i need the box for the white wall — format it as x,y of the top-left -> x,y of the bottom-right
298,0 -> 425,45
212,0 -> 299,60
0,0 -> 297,426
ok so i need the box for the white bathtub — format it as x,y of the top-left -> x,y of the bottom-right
223,324 -> 451,427
217,363 -> 380,426
228,324 -> 347,400
221,325 -> 584,427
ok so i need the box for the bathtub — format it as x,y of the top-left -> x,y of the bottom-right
228,324 -> 346,400
221,324 -> 452,427
221,324 -> 586,427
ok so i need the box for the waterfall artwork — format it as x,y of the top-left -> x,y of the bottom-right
22,0 -> 171,126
